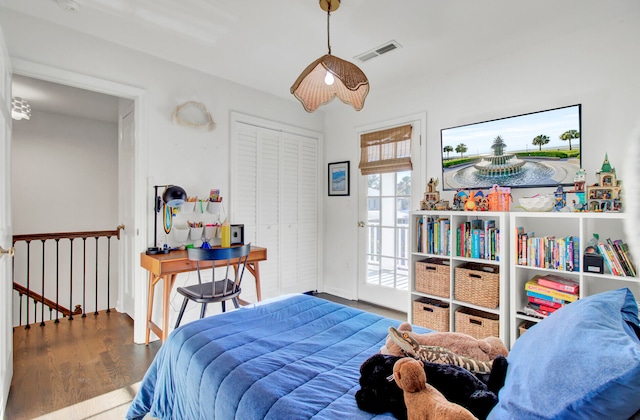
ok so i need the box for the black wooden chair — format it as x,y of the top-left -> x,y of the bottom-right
174,243 -> 251,328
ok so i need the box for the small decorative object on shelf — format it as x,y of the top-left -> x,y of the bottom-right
585,154 -> 622,212
420,177 -> 440,210
518,194 -> 554,212
553,186 -> 566,211
487,184 -> 512,211
457,190 -> 487,211
570,168 -> 587,192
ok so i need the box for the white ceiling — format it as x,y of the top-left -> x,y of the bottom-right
5,0 -> 640,121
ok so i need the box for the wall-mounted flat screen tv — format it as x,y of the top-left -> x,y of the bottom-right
441,104 -> 582,191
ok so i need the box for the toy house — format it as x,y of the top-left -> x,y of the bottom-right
586,155 -> 622,212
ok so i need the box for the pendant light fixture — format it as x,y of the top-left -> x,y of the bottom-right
290,0 -> 369,112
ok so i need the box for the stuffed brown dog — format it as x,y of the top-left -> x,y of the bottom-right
393,357 -> 478,420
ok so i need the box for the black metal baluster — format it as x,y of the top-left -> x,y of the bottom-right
55,239 -> 60,323
40,239 -> 46,327
69,238 -> 74,321
82,237 -> 87,318
106,236 -> 111,313
94,236 -> 99,316
25,240 -> 31,329
18,292 -> 23,326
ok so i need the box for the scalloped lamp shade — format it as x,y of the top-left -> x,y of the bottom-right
291,54 -> 369,112
11,97 -> 31,121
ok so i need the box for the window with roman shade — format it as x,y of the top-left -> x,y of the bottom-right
358,124 -> 413,175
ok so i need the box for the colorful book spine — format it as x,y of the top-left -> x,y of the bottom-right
597,242 -> 623,276
614,239 -> 636,277
524,278 -> 579,302
537,274 -> 579,294
526,290 -> 567,304
527,296 -> 564,309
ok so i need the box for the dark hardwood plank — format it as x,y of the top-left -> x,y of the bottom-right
6,310 -> 161,420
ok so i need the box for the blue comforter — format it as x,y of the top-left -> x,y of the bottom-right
127,294 -> 404,419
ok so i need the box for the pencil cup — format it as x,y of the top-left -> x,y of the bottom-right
189,227 -> 203,241
173,226 -> 189,243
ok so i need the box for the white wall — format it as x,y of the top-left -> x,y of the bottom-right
321,10 -> 640,299
0,9 -> 324,341
11,110 -> 118,233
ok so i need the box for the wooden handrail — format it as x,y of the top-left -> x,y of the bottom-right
12,282 -> 82,317
13,228 -> 122,243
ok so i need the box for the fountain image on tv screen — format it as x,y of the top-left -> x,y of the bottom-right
441,104 -> 582,190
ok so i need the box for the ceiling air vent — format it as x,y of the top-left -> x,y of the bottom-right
355,40 -> 402,62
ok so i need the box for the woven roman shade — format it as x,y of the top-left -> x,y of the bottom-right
358,124 -> 413,175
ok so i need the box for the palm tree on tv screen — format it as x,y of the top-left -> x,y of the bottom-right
560,129 -> 580,150
443,145 -> 454,160
532,134 -> 550,151
455,143 -> 468,158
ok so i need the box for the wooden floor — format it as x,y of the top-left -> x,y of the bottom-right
6,310 -> 161,420
5,294 -> 405,419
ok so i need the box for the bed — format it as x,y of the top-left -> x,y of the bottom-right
126,294 -> 414,419
128,289 -> 640,420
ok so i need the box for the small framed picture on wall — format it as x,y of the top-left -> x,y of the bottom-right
328,161 -> 350,196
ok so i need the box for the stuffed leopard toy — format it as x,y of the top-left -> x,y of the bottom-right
388,326 -> 493,374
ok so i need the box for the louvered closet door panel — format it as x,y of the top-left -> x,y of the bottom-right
234,123 -> 258,243
232,117 -> 319,301
280,134 -> 300,291
256,129 -> 281,298
297,137 -> 319,291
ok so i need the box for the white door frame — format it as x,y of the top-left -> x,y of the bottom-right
0,25 -> 13,418
9,59 -> 150,343
357,112 -> 426,311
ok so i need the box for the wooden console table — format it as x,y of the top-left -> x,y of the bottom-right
140,246 -> 267,344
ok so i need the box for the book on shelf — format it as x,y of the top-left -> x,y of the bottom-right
526,290 -> 568,305
526,302 -> 557,316
597,242 -> 625,276
524,278 -> 579,302
537,273 -> 579,294
608,238 -> 636,277
516,227 -> 579,272
527,295 -> 565,309
523,304 -> 549,318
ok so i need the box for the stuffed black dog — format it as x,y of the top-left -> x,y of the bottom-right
355,354 -> 508,420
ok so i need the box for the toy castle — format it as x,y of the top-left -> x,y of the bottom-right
585,154 -> 622,212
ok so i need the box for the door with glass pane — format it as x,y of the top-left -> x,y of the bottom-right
357,116 -> 423,312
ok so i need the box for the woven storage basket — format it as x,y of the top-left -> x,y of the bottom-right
454,262 -> 500,308
412,297 -> 450,332
415,258 -> 450,298
518,320 -> 536,338
455,307 -> 500,339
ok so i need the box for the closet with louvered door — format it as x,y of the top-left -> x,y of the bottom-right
231,114 -> 321,301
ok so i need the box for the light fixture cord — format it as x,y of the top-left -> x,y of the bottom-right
326,2 -> 332,54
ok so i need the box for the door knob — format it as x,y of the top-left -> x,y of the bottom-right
0,245 -> 14,258
357,221 -> 365,227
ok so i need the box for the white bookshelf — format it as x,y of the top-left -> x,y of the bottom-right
409,211 -> 510,347
509,211 -> 639,348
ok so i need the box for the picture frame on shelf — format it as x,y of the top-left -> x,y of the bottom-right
328,161 -> 350,196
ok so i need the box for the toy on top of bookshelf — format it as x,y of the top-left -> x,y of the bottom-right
455,189 -> 488,211
487,184 -> 512,211
585,154 -> 622,212
568,168 -> 587,193
420,177 -> 451,210
553,186 -> 567,212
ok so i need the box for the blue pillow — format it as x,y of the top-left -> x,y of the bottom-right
489,288 -> 640,420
